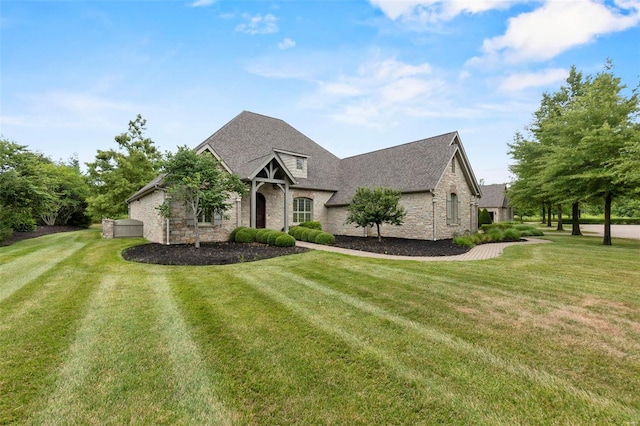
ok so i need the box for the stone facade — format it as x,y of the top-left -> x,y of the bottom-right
128,190 -> 166,243
101,219 -> 115,239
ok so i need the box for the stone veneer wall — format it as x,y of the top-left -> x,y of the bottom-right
431,155 -> 478,239
325,156 -> 478,240
128,190 -> 166,244
167,194 -> 242,244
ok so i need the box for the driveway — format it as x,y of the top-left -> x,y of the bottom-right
580,224 -> 640,240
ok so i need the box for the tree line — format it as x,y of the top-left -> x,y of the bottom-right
0,115 -> 163,241
508,61 -> 639,245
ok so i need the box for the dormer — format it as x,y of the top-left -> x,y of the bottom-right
274,149 -> 309,179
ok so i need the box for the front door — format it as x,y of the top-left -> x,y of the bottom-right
256,193 -> 266,228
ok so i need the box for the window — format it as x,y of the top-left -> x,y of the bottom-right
198,209 -> 223,226
296,158 -> 304,170
448,193 -> 460,225
293,197 -> 313,223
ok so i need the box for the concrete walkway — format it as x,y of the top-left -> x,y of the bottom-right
295,238 -> 551,262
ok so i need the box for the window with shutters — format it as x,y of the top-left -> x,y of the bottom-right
198,209 -> 223,226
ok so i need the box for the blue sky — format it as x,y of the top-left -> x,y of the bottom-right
1,0 -> 639,184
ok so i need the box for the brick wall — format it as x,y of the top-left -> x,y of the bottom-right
128,190 -> 166,244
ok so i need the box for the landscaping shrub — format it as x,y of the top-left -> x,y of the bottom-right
235,227 -> 258,243
0,225 -> 13,243
292,227 -> 306,240
502,228 -> 521,241
453,234 -> 475,248
314,232 -> 335,245
267,231 -> 284,246
514,224 -> 544,237
288,226 -> 299,236
230,226 -> 247,241
305,229 -> 323,242
298,227 -> 311,242
255,229 -> 271,244
299,221 -> 322,230
478,208 -> 492,226
486,227 -> 504,242
3,209 -> 36,233
275,234 -> 296,247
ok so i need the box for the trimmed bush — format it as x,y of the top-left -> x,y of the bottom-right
267,231 -> 284,246
478,208 -> 492,226
293,227 -> 306,240
305,229 -> 323,242
230,226 -> 247,241
298,227 -> 311,242
486,228 -> 504,242
235,227 -> 258,243
288,226 -> 299,236
299,221 -> 322,230
314,232 -> 335,245
275,234 -> 296,247
255,229 -> 271,244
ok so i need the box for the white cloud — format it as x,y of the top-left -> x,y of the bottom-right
190,0 -> 216,7
473,0 -> 640,64
498,68 -> 568,92
278,37 -> 296,50
236,13 -> 278,35
369,0 -> 522,23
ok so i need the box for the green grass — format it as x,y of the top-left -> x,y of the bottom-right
1,230 -> 639,424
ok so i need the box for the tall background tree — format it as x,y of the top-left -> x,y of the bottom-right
157,146 -> 247,248
86,115 -> 163,220
346,186 -> 406,242
508,61 -> 639,245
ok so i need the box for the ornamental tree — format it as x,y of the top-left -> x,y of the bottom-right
346,187 -> 406,242
157,146 -> 247,248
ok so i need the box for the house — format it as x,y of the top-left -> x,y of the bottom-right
127,111 -> 482,244
478,184 -> 513,222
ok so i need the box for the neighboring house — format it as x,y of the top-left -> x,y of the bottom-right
478,184 -> 514,222
127,111 -> 482,244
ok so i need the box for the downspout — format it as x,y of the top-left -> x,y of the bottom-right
432,193 -> 437,241
166,218 -> 170,245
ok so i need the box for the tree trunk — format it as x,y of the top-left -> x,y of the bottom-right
556,204 -> 563,231
376,223 -> 382,242
603,192 -> 612,246
571,202 -> 582,236
541,204 -> 546,224
193,210 -> 200,248
546,203 -> 552,227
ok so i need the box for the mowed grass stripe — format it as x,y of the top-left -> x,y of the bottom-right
153,274 -> 236,425
0,239 -> 87,302
245,265 -> 635,422
237,269 -> 507,425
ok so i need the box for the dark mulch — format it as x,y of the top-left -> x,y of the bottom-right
122,242 -> 310,266
332,235 -> 471,257
0,225 -> 85,247
122,235 -> 471,265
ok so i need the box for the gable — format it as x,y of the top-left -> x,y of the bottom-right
326,132 -> 480,206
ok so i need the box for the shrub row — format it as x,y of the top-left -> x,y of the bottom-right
230,227 -> 296,247
454,223 -> 544,248
288,225 -> 336,245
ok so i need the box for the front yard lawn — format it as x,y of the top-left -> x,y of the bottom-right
1,229 -> 638,424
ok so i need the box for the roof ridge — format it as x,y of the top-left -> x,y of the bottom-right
341,131 -> 458,160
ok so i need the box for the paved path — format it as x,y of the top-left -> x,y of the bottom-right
579,224 -> 640,240
296,238 -> 551,262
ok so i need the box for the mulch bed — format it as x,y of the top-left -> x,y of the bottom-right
122,242 -> 309,266
2,226 -> 471,265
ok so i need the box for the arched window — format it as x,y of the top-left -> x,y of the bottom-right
448,193 -> 459,225
293,197 -> 313,223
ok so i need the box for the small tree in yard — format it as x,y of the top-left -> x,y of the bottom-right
346,187 -> 406,242
157,146 -> 247,248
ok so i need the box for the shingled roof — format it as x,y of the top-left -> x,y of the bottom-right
326,132 -> 470,206
194,111 -> 341,191
128,111 -> 481,205
478,184 -> 509,208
